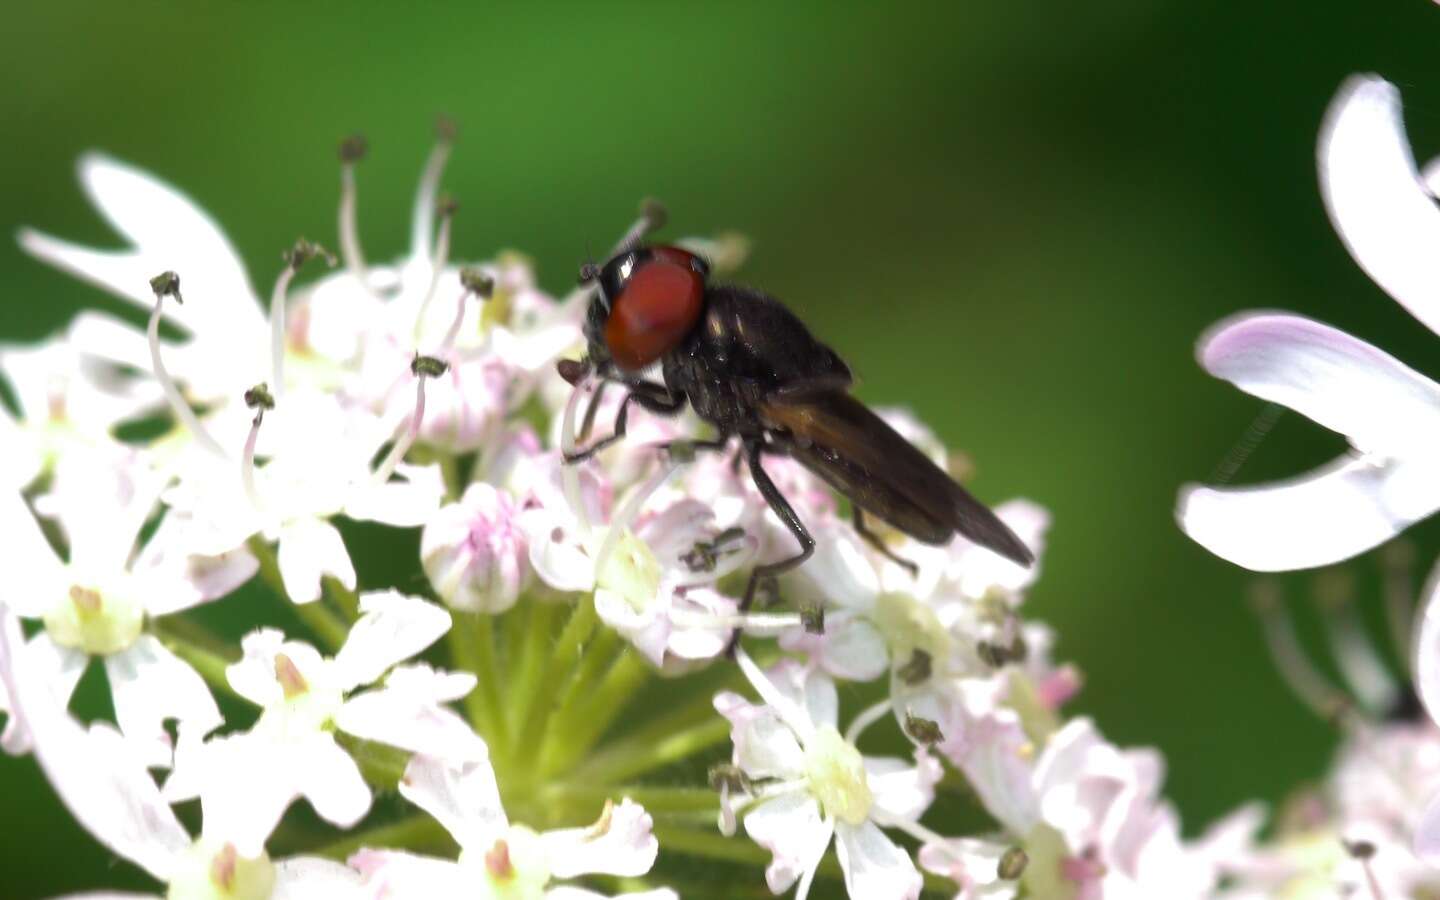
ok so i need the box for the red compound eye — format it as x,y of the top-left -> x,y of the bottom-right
604,253 -> 705,372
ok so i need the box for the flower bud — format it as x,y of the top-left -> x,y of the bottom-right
422,483 -> 527,613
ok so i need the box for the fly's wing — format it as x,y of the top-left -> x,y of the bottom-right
760,389 -> 1035,566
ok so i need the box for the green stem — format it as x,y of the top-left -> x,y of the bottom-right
334,732 -> 410,790
247,535 -> 348,651
507,601 -> 562,757
323,575 -> 360,621
549,783 -> 718,815
571,717 -> 731,786
152,628 -> 244,704
513,598 -> 598,763
310,814 -> 452,861
543,647 -> 652,777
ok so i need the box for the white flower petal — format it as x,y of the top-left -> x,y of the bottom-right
105,635 -> 221,769
713,692 -> 805,780
294,734 -> 372,829
348,849 -> 469,900
133,524 -> 257,617
399,754 -> 507,851
3,633 -> 88,756
336,686 -> 487,762
0,490 -> 65,617
546,889 -> 679,900
783,615 -> 888,683
743,791 -> 832,896
1198,312 -> 1440,456
1178,454 -> 1440,571
1413,556 -> 1440,727
0,605 -> 188,881
225,629 -> 290,707
272,856 -> 366,899
1319,75 -> 1440,336
542,798 -> 659,879
276,517 -> 355,604
1415,788 -> 1440,864
866,751 -> 941,823
332,591 -> 451,690
344,466 -> 444,528
834,820 -> 922,900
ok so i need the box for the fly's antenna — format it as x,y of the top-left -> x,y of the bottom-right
1208,402 -> 1285,486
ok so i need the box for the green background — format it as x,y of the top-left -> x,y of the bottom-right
3,1 -> 1439,896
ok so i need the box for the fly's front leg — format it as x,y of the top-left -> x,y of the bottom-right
726,438 -> 816,656
563,379 -> 686,464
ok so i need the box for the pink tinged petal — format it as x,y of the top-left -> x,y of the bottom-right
0,490 -> 65,618
1178,454 -> 1440,572
865,752 -> 941,823
105,635 -> 222,769
132,525 -> 258,617
399,755 -> 508,850
1413,557 -> 1440,726
19,154 -> 259,332
542,797 -> 659,879
347,849 -> 470,900
336,686 -> 488,762
713,692 -> 805,779
1198,313 -> 1440,456
834,820 -> 922,900
743,790 -> 832,896
271,856 -> 366,899
1319,75 -> 1440,336
276,517 -> 355,604
332,590 -> 450,689
1415,789 -> 1440,863
0,605 -> 188,881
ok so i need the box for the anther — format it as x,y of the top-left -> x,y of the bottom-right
244,383 -> 276,412
611,197 -> 669,256
337,135 -> 374,294
459,267 -> 495,299
147,271 -> 225,456
708,763 -> 754,795
415,194 -> 458,336
998,847 -> 1029,880
903,711 -> 943,746
557,358 -> 590,386
434,114 -> 457,144
210,843 -> 238,891
337,134 -> 368,163
799,598 -> 825,635
411,116 -> 456,270
483,840 -> 513,881
241,385 -> 268,511
897,648 -> 932,685
274,653 -> 308,699
69,586 -> 102,615
270,239 -> 336,399
411,354 -> 450,378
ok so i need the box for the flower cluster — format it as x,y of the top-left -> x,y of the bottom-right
0,102 -> 1359,900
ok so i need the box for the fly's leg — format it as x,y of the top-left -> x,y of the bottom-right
853,507 -> 919,576
577,380 -> 608,442
563,380 -> 686,464
726,439 -> 816,656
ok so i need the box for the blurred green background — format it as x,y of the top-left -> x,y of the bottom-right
3,1 -> 1440,895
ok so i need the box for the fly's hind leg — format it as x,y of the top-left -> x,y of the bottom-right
563,379 -> 686,463
852,507 -> 920,577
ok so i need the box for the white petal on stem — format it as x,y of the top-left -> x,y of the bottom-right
1198,312 -> 1440,456
0,490 -> 67,617
0,604 -> 188,881
347,849 -> 468,899
1319,75 -> 1440,337
865,752 -> 941,824
399,755 -> 507,851
834,819 -> 923,900
105,635 -> 222,769
132,525 -> 258,617
294,734 -> 372,829
1412,555 -> 1440,728
276,516 -> 356,604
226,629 -> 327,708
193,733 -> 296,857
743,791 -> 832,896
542,797 -> 659,879
1178,454 -> 1440,572
271,856 -> 366,900
733,649 -> 816,741
713,692 -> 806,780
332,591 -> 451,690
2,633 -> 88,757
336,684 -> 487,763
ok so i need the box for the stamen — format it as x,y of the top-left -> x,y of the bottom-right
734,646 -> 813,740
209,842 -> 238,891
594,453 -> 682,577
437,268 -> 495,356
1381,540 -> 1416,672
998,847 -> 1029,880
337,134 -> 375,294
241,383 -> 275,511
902,710 -> 944,746
483,839 -> 514,881
844,698 -> 893,745
667,609 -> 804,632
1343,839 -> 1386,900
147,271 -> 225,457
372,356 -> 446,485
1314,570 -> 1398,716
270,239 -> 336,399
410,116 -> 455,264
611,197 -> 668,256
414,194 -> 459,337
274,653 -> 308,699
1250,580 -> 1350,721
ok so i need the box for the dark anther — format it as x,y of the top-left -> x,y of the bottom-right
435,115 -> 457,143
338,134 -> 368,163
639,197 -> 668,231
978,640 -> 1023,669
460,268 -> 495,299
1343,839 -> 1376,860
283,238 -> 337,271
556,358 -> 589,386
903,711 -> 943,746
436,194 -> 459,217
707,763 -> 753,795
411,355 -> 450,378
244,383 -> 276,411
577,261 -> 602,285
680,527 -> 744,573
149,270 -> 183,304
998,847 -> 1029,880
897,648 -> 932,685
800,598 -> 825,635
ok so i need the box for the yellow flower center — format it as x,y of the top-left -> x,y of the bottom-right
461,825 -> 551,900
165,839 -> 276,900
597,528 -> 661,614
44,582 -> 143,656
872,592 -> 950,665
804,725 -> 873,826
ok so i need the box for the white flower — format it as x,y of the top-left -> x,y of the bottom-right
1179,75 -> 1440,571
423,482 -> 529,613
0,449 -> 253,767
350,753 -> 675,900
0,603 -> 365,900
714,654 -> 936,900
165,591 -> 485,854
